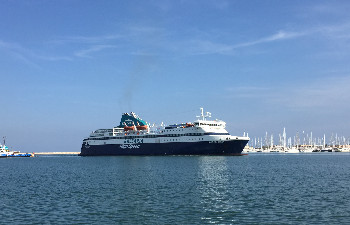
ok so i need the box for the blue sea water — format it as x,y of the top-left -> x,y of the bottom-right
1,153 -> 350,224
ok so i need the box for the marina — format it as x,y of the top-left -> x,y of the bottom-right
244,128 -> 350,153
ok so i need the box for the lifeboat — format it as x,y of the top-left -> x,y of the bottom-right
124,126 -> 136,131
186,123 -> 194,127
136,125 -> 148,130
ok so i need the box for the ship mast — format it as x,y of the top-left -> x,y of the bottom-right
200,107 -> 204,120
197,107 -> 211,121
283,128 -> 286,150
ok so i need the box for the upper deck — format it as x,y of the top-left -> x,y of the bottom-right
85,108 -> 247,141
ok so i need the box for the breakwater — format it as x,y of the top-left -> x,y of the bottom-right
34,152 -> 80,155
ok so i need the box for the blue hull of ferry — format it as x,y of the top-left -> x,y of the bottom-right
80,140 -> 248,156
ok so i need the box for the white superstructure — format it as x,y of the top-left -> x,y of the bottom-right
83,108 -> 248,147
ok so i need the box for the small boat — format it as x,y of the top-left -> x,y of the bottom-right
0,138 -> 34,158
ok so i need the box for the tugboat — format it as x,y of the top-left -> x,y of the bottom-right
0,137 -> 34,158
80,108 -> 249,156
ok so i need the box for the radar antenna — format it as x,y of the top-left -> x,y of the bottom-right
196,108 -> 211,121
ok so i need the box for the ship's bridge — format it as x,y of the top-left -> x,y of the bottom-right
192,108 -> 228,133
194,120 -> 227,133
193,120 -> 226,128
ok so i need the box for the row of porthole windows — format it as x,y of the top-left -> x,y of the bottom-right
167,133 -> 201,137
199,123 -> 221,126
163,128 -> 199,132
163,138 -> 205,142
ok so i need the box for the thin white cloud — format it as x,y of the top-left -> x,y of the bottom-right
208,0 -> 230,10
4,20 -> 350,65
130,51 -> 157,56
74,45 -> 118,58
0,39 -> 42,68
35,55 -> 72,61
187,39 -> 234,55
0,39 -> 72,66
183,20 -> 350,56
186,30 -> 308,55
127,26 -> 162,35
0,36 -> 118,65
309,2 -> 350,16
226,86 -> 274,99
283,76 -> 350,109
233,30 -> 307,49
0,40 -> 18,49
226,75 -> 350,112
48,26 -> 164,58
51,26 -> 163,46
227,86 -> 270,91
316,22 -> 350,41
50,34 -> 122,45
10,51 -> 42,70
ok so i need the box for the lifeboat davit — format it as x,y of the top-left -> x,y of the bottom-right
136,125 -> 148,130
124,126 -> 136,131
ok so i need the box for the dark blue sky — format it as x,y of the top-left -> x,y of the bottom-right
1,0 -> 350,151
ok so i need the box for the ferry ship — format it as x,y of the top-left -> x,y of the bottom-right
80,108 -> 249,156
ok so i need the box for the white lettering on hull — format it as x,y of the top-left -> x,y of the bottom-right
120,144 -> 140,149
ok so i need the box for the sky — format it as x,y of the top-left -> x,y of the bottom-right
1,0 -> 350,152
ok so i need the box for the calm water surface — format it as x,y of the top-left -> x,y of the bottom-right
1,153 -> 350,224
